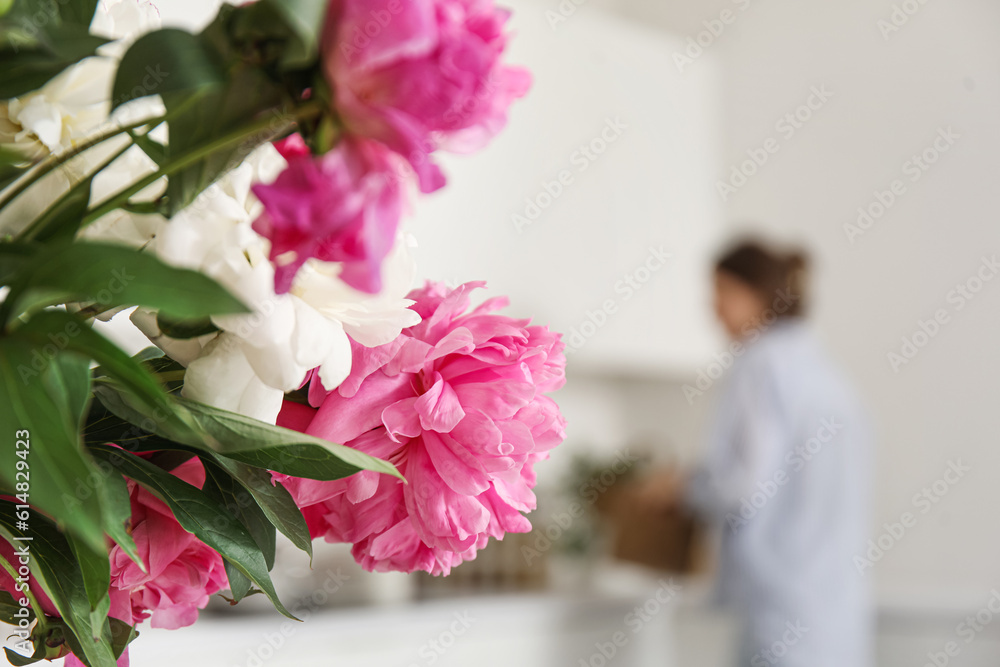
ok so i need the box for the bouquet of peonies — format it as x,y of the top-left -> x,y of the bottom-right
0,0 -> 565,664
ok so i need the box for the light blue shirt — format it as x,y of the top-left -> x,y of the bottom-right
685,320 -> 873,667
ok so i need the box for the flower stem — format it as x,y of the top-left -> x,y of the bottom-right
0,116 -> 166,212
80,103 -> 321,228
18,141 -> 136,242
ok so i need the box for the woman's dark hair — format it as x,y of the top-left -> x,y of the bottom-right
714,239 -> 809,317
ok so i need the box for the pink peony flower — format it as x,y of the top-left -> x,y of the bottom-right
323,0 -> 532,193
252,134 -> 405,294
274,281 -> 565,575
107,457 -> 229,631
3,459 -> 223,666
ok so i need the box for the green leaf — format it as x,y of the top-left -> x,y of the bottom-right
180,399 -> 403,481
222,560 -> 253,602
0,3 -> 109,98
143,449 -> 196,472
4,645 -> 44,666
16,311 -> 185,432
1,0 -> 101,31
256,0 -> 327,69
212,457 -> 312,559
220,445 -> 366,481
87,593 -> 112,644
0,337 -> 109,555
7,311 -> 187,563
58,0 -> 100,28
134,354 -> 186,392
25,174 -> 93,242
0,590 -> 32,625
84,399 -> 313,559
65,445 -> 117,633
0,241 -> 36,287
107,617 -> 138,659
91,382 -> 402,482
130,346 -> 165,363
85,384 -> 188,451
67,531 -> 110,614
127,129 -> 167,167
94,469 -> 142,571
0,509 -> 119,667
202,461 -> 277,571
0,145 -> 29,190
3,242 -> 249,322
41,350 -> 91,431
155,5 -> 293,216
88,445 -> 297,620
111,29 -> 226,112
155,312 -> 218,340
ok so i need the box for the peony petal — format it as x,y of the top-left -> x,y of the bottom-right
414,373 -> 465,432
381,396 -> 422,442
404,443 -> 488,550
276,400 -> 317,433
451,378 -> 533,420
346,470 -> 381,503
422,431 -> 491,496
308,372 -> 413,443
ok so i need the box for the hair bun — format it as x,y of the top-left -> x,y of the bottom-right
715,239 -> 810,318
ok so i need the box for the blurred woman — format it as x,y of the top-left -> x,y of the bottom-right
644,239 -> 873,667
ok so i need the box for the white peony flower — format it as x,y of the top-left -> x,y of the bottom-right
292,235 -> 421,347
0,0 -> 161,159
134,143 -> 420,424
79,129 -> 166,246
180,333 -> 287,421
0,0 -> 164,237
0,58 -> 116,159
91,0 -> 161,53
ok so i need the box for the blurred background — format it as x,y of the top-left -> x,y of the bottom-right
106,0 -> 1000,665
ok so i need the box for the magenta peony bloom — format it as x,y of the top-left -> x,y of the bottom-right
274,281 -> 565,575
252,134 -> 404,294
323,0 -> 532,193
108,457 -> 229,631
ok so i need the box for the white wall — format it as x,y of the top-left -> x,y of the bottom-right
570,0 -> 1000,606
409,0 -> 727,375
